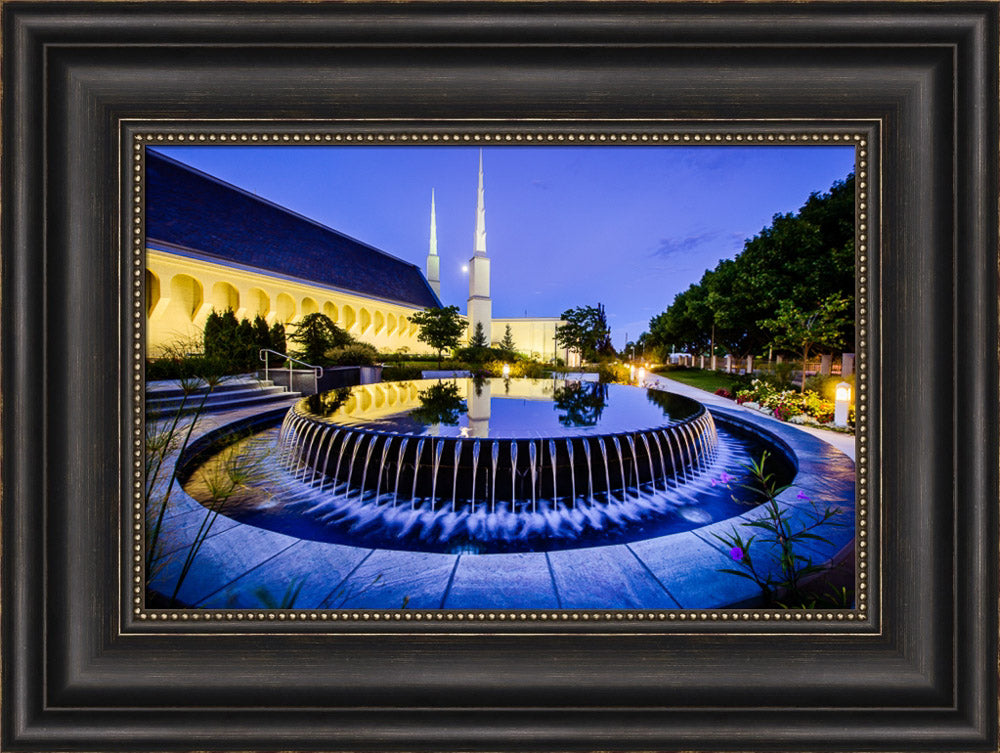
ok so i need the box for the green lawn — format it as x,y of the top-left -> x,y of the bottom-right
653,368 -> 737,394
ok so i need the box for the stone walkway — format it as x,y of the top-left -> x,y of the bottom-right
147,382 -> 856,611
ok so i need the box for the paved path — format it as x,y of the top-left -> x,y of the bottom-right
645,374 -> 856,461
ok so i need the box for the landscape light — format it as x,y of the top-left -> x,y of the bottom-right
502,363 -> 511,378
629,364 -> 636,381
637,367 -> 646,384
834,381 -> 851,426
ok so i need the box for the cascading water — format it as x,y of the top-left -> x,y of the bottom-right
187,378 -> 795,554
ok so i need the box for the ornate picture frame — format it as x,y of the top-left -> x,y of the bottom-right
2,3 -> 996,751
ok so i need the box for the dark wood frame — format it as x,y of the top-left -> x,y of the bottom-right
3,2 -> 997,751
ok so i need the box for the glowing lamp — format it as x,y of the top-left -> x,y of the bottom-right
629,364 -> 636,381
834,381 -> 851,426
637,367 -> 646,384
501,363 -> 511,378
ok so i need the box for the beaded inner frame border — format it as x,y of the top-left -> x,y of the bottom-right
127,124 -> 874,630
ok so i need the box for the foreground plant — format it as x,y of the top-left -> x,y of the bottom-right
166,433 -> 270,602
714,450 -> 849,607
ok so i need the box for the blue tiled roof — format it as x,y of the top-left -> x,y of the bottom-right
145,150 -> 441,309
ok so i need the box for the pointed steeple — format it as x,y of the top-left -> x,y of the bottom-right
425,188 -> 441,299
473,149 -> 487,256
429,189 -> 438,257
467,150 -> 492,342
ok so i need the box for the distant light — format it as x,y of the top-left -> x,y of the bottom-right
637,367 -> 646,384
502,364 -> 511,378
462,265 -> 469,273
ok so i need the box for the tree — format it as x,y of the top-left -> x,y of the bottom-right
252,315 -> 271,352
288,312 -> 352,365
647,172 -> 855,361
555,303 -> 614,362
761,293 -> 850,392
470,322 -> 489,348
410,305 -> 465,367
499,324 -> 517,356
269,322 -> 286,360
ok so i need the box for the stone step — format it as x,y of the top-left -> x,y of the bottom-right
146,377 -> 273,399
146,383 -> 288,409
146,387 -> 301,418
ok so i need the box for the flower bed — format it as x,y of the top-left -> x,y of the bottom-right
735,378 -> 840,426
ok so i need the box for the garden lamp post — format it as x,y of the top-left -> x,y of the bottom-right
834,381 -> 851,426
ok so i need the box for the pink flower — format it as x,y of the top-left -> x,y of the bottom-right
796,490 -> 810,500
729,546 -> 744,561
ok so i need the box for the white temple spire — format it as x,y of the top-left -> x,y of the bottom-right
473,149 -> 487,256
467,150 -> 492,342
425,188 -> 441,299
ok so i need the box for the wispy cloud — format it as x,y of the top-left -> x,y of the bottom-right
651,231 -> 719,259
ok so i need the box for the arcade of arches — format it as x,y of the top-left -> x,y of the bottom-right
145,249 -> 427,357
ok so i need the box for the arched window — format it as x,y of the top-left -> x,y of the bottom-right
323,301 -> 338,323
247,288 -> 270,319
359,308 -> 372,333
302,297 -> 318,316
374,310 -> 385,334
343,305 -> 357,332
169,274 -> 203,321
146,269 -> 160,317
210,281 -> 239,313
276,293 -> 296,323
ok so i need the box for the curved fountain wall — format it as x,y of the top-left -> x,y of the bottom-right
277,402 -> 720,513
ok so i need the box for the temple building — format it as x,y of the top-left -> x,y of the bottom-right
145,149 -> 576,365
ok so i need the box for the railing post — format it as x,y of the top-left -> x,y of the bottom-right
288,357 -> 293,393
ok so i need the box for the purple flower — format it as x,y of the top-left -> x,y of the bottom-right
729,546 -> 744,562
710,477 -> 718,486
719,471 -> 735,484
796,490 -> 810,500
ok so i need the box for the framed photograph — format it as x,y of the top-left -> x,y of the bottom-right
3,3 -> 996,752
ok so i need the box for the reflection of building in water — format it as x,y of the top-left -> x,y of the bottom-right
145,149 -> 579,364
330,378 -> 563,437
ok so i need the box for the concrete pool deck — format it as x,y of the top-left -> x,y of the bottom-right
147,381 -> 856,611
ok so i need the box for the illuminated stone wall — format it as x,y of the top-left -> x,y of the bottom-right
145,248 -> 432,358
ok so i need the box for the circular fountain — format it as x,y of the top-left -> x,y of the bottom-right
185,377 -> 795,554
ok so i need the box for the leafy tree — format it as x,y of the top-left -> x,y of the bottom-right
647,172 -> 855,360
499,324 -> 517,355
410,305 -> 466,367
761,294 -> 850,392
556,303 -> 614,362
288,312 -> 352,365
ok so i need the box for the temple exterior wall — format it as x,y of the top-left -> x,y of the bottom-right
145,247 -> 433,358
491,317 -> 580,366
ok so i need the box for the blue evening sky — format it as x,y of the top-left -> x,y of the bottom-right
153,145 -> 855,349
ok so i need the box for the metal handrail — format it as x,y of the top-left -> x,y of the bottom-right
259,349 -> 323,395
